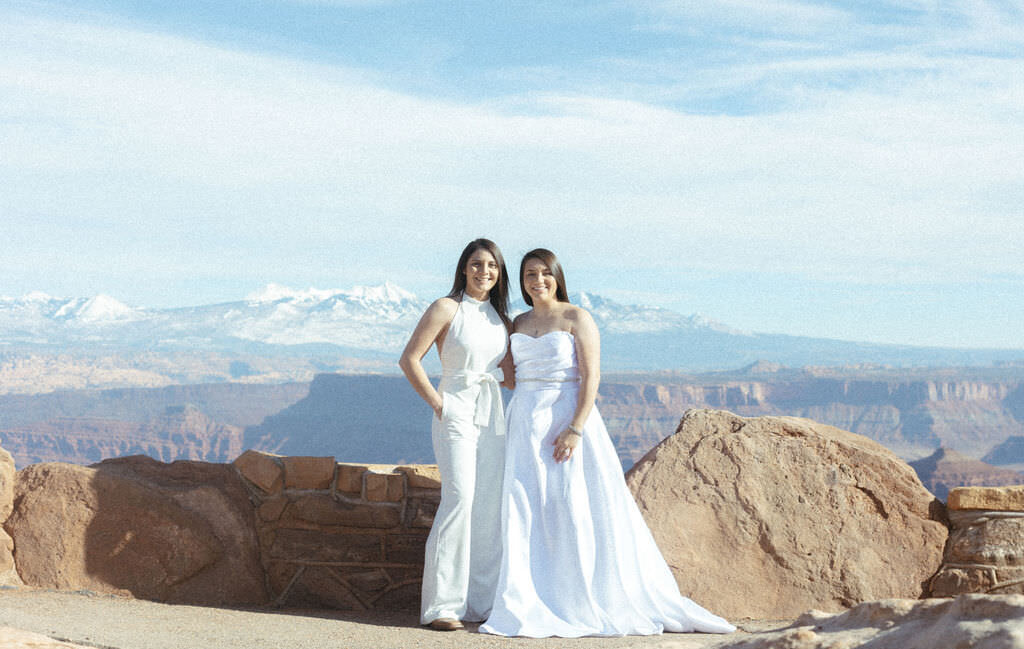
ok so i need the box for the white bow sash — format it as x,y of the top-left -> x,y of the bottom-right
441,368 -> 506,436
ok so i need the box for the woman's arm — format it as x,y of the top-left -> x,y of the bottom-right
569,308 -> 600,431
500,314 -> 526,390
398,298 -> 457,419
553,307 -> 600,462
499,347 -> 516,390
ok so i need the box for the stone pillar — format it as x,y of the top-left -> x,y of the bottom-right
233,451 -> 441,611
930,486 -> 1024,596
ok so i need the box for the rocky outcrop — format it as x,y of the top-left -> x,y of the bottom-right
718,594 -> 1024,649
0,445 -> 21,586
4,456 -> 266,605
0,406 -> 244,468
984,434 -> 1024,469
4,370 -> 1024,484
910,447 -> 1023,500
930,486 -> 1024,597
233,450 -> 440,611
1,438 -> 442,613
626,409 -> 948,619
596,374 -> 1024,467
244,375 -> 435,464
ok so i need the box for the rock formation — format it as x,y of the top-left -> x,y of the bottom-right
930,486 -> 1024,597
243,375 -> 436,464
232,450 -> 441,611
625,409 -> 948,619
0,382 -> 309,469
910,447 -> 1023,500
0,436 -> 444,613
717,594 -> 1024,649
0,407 -> 244,467
4,370 -> 1024,488
4,456 -> 266,605
984,435 -> 1024,470
0,445 -> 21,586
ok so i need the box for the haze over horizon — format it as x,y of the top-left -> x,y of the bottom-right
3,1 -> 1023,349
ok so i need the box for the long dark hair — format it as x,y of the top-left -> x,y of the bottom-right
519,248 -> 570,306
447,238 -> 511,325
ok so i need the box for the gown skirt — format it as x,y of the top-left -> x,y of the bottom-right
479,331 -> 735,638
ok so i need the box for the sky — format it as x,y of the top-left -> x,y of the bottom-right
2,0 -> 1023,349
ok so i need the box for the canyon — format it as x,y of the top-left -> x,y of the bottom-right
1,367 -> 1022,496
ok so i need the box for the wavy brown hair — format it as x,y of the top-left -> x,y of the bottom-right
447,238 -> 511,325
519,248 -> 570,306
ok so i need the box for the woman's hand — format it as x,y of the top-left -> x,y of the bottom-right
433,397 -> 444,420
552,427 -> 582,462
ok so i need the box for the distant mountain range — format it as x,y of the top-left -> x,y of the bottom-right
3,283 -> 1023,372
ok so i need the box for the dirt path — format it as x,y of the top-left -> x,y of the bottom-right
0,588 -> 788,649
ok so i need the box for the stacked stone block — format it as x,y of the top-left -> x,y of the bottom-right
930,485 -> 1024,596
233,450 -> 441,611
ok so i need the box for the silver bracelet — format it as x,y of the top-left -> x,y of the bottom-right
567,424 -> 583,437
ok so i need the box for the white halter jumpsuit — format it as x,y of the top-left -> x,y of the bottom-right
420,292 -> 508,623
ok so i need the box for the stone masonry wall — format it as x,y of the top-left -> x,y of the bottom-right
232,450 -> 440,611
930,486 -> 1024,597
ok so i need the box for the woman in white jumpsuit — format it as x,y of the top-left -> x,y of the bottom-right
399,238 -> 512,631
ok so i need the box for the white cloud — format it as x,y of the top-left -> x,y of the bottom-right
1,7 -> 1022,302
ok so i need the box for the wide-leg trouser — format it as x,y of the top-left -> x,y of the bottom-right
420,411 -> 505,624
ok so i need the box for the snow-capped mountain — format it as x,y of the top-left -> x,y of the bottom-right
0,284 -> 726,353
574,292 -> 744,335
4,285 -> 1022,371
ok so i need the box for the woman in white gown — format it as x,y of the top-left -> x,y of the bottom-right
480,248 -> 735,638
399,239 -> 513,631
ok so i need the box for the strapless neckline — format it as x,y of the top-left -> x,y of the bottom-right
511,330 -> 574,341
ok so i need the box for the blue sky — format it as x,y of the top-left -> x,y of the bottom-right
2,0 -> 1023,349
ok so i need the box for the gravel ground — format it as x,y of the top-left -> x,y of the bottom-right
0,588 -> 790,649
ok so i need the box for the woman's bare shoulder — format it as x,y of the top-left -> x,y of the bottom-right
561,303 -> 593,321
422,296 -> 459,322
511,311 -> 532,332
429,296 -> 459,311
562,304 -> 596,333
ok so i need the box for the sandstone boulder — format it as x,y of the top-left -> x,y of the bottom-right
626,409 -> 948,619
0,445 -> 14,521
5,456 -> 267,605
0,444 -> 22,586
714,594 -> 1024,649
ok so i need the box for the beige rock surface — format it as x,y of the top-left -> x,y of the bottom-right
931,510 -> 1024,596
0,529 -> 21,587
0,626 -> 93,649
5,457 -> 266,605
711,594 -> 1024,649
232,449 -> 283,493
396,464 -> 442,489
0,446 -> 14,521
281,456 -> 336,490
0,588 -> 781,649
949,485 -> 1024,511
0,445 -> 22,587
3,588 -> 1021,649
626,409 -> 948,619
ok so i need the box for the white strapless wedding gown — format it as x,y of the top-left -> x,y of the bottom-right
479,331 -> 735,638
